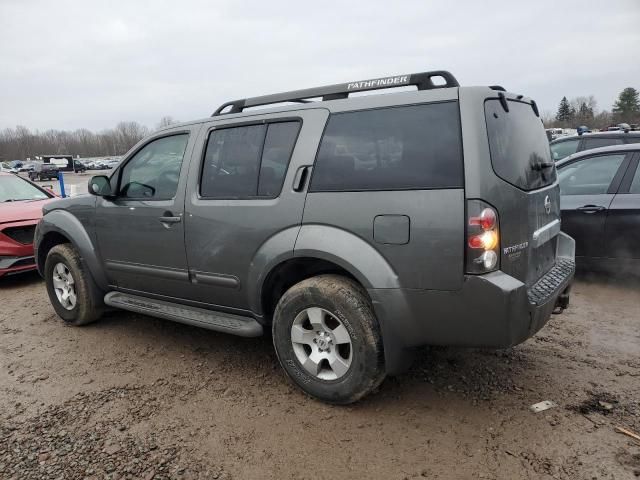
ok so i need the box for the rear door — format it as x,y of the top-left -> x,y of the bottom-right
557,152 -> 632,258
604,152 -> 640,259
183,109 -> 328,309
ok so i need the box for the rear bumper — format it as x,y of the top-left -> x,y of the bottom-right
369,232 -> 575,374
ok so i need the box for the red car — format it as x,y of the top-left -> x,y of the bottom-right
0,172 -> 56,277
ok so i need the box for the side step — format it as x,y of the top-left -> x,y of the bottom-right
104,292 -> 263,337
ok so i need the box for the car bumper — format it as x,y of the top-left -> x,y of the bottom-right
0,256 -> 37,277
369,232 -> 575,374
0,221 -> 38,277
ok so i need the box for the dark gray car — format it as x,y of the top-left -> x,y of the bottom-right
557,144 -> 640,265
550,131 -> 640,161
34,71 -> 575,403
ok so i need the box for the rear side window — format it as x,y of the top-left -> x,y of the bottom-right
558,154 -> 626,195
310,102 -> 463,192
551,139 -> 580,161
582,137 -> 624,150
485,99 -> 556,191
259,122 -> 300,196
200,121 -> 300,198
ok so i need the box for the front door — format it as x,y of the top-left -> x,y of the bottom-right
183,109 -> 329,311
558,152 -> 630,258
95,128 -> 199,297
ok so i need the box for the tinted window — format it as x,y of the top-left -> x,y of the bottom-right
582,138 -> 624,150
119,134 -> 188,200
310,102 -> 463,192
486,100 -> 557,191
550,139 -> 580,161
630,163 -> 640,194
558,154 -> 626,195
201,121 -> 300,198
201,125 -> 264,198
259,122 -> 301,196
625,136 -> 640,144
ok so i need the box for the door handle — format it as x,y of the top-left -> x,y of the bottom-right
159,215 -> 182,224
293,166 -> 310,192
577,205 -> 606,214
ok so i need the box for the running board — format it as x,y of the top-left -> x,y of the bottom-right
104,292 -> 263,337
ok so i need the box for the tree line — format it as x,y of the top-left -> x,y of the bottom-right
0,116 -> 178,162
546,87 -> 640,129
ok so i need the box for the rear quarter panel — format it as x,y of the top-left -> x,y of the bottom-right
300,190 -> 464,290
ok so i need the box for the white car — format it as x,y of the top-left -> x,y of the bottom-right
0,162 -> 18,173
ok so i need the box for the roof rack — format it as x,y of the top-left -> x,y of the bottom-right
212,70 -> 459,116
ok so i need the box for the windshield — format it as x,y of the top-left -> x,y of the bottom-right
0,175 -> 50,202
485,98 -> 556,191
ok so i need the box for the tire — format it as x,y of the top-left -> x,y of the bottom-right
44,243 -> 104,326
272,274 -> 385,404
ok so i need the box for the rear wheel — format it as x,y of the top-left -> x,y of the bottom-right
272,275 -> 385,404
44,244 -> 104,326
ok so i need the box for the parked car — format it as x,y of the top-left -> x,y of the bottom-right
19,162 -> 38,173
550,131 -> 640,161
88,160 -> 110,170
0,173 -> 55,277
73,160 -> 87,173
34,70 -> 575,403
0,162 -> 19,174
557,144 -> 640,267
103,159 -> 120,169
28,163 -> 59,181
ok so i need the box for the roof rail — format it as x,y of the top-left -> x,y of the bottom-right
212,70 -> 459,116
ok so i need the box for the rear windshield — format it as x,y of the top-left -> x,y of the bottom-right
42,164 -> 57,170
485,99 -> 556,191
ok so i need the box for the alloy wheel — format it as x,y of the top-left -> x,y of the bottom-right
52,262 -> 77,310
291,307 -> 353,381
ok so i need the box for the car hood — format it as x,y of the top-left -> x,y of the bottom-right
0,198 -> 53,224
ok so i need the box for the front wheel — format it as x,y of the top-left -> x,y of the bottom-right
44,244 -> 104,326
272,275 -> 385,404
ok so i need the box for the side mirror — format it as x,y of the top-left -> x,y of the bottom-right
88,175 -> 112,196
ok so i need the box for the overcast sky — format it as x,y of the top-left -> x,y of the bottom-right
1,0 -> 639,131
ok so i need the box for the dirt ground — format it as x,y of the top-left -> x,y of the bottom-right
1,271 -> 639,480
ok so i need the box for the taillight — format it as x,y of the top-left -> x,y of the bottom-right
466,200 -> 499,274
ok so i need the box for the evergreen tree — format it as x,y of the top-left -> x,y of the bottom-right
555,96 -> 573,123
577,102 -> 594,124
612,87 -> 640,122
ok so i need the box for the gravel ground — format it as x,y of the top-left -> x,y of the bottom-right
1,271 -> 639,479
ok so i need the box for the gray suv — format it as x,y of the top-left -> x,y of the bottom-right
34,71 -> 575,403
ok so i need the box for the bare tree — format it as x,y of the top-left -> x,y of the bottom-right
0,121 -> 151,161
155,116 -> 179,130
